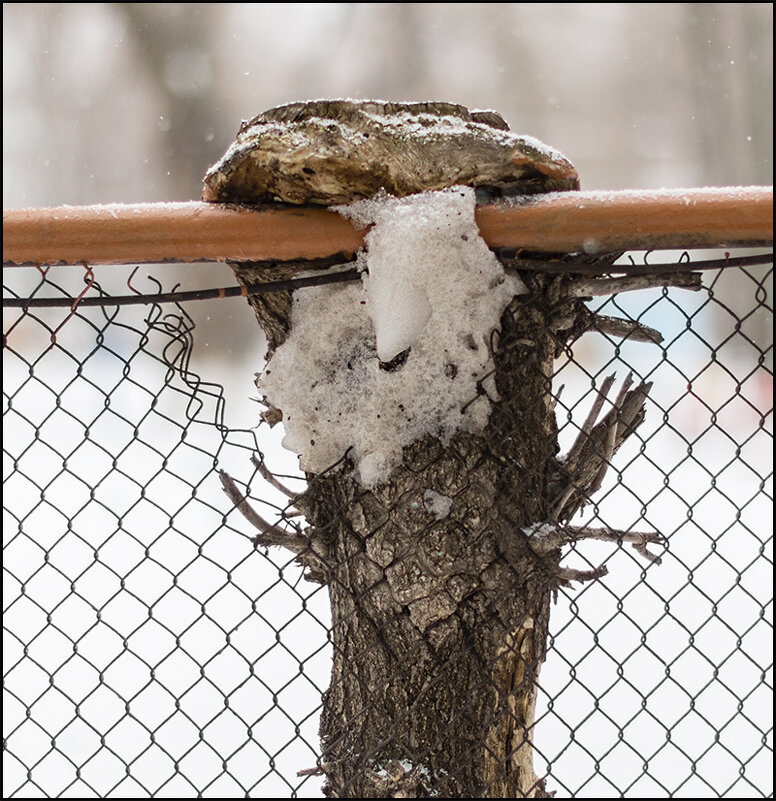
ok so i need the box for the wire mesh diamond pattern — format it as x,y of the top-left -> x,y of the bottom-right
3,255 -> 772,798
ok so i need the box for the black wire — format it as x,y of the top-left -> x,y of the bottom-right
2,268 -> 361,309
3,253 -> 772,309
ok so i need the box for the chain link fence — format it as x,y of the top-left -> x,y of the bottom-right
3,251 -> 772,797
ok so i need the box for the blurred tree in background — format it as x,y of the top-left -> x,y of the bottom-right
3,3 -> 772,368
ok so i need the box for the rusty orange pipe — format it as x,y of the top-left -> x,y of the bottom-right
2,201 -> 365,266
476,186 -> 773,253
3,187 -> 772,267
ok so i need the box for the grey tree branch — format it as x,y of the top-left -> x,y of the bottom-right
526,522 -> 664,564
562,372 -> 617,475
587,313 -> 664,344
556,564 -> 609,584
564,272 -> 702,298
220,470 -> 330,583
219,470 -> 309,553
251,454 -> 300,501
585,373 -> 634,497
552,375 -> 652,522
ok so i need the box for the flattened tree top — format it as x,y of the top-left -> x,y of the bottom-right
202,99 -> 580,205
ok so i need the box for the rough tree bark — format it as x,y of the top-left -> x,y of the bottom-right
209,101 -> 675,798
300,272 -> 577,798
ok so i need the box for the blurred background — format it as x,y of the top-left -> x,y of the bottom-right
3,7 -> 773,797
3,3 -> 773,384
4,3 -> 773,206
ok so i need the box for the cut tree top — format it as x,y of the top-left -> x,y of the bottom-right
202,99 -> 580,205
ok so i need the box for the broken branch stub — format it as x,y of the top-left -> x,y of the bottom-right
206,100 -> 664,799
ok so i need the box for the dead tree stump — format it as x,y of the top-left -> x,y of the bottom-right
209,101 -> 669,798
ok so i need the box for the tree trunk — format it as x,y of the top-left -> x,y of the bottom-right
296,272 -> 565,798
219,256 -> 661,796
210,100 -> 662,798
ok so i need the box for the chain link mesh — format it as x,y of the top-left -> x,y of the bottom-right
3,253 -> 772,797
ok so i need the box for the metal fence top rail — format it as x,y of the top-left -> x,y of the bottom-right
3,186 -> 773,268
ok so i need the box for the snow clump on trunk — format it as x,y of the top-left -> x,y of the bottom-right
258,186 -> 526,488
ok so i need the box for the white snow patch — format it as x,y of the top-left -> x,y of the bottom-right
258,186 -> 526,488
523,521 -> 558,540
423,490 -> 453,520
372,759 -> 435,781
